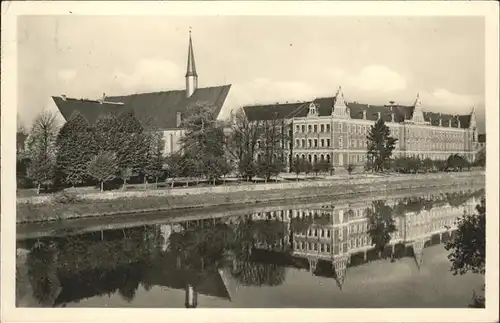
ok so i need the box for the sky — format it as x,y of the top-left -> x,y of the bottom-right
17,15 -> 486,131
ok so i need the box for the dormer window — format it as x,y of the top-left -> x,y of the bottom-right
308,103 -> 318,117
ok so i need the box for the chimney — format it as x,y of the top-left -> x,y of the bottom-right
448,118 -> 452,127
457,117 -> 461,128
391,113 -> 395,122
439,117 -> 442,127
377,112 -> 381,120
363,110 -> 367,120
176,112 -> 182,127
61,94 -> 67,101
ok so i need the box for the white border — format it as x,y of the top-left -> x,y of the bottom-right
1,1 -> 499,323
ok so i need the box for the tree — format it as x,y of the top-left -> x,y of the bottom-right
24,111 -> 59,193
366,119 -> 397,172
143,131 -> 165,188
180,104 -> 227,183
445,197 -> 485,275
86,151 -> 119,192
303,160 -> 312,178
446,154 -> 468,172
345,163 -> 355,175
474,147 -> 485,168
165,153 -> 183,188
55,112 -> 96,187
422,158 -> 434,173
226,109 -> 263,181
445,197 -> 485,308
255,115 -> 289,182
27,152 -> 55,194
119,167 -> 133,191
291,158 -> 303,181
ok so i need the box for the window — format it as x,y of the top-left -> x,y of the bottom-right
308,125 -> 312,132
327,139 -> 331,147
308,139 -> 312,147
339,137 -> 343,149
314,139 -> 318,148
302,139 -> 306,147
326,124 -> 331,132
320,124 -> 325,132
321,139 -> 325,147
295,139 -> 300,148
314,125 -> 318,133
296,125 -> 300,133
301,125 -> 305,133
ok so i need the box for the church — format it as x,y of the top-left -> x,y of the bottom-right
52,32 -> 232,156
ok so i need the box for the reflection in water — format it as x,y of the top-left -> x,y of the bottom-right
17,188 -> 484,308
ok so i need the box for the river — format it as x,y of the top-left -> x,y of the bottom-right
16,186 -> 485,308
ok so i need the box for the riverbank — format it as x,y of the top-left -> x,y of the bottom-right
17,171 -> 484,224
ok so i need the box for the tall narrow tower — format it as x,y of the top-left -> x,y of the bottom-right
185,31 -> 198,98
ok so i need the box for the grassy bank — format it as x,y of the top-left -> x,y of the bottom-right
17,172 -> 484,224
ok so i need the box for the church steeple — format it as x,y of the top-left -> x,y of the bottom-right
185,30 -> 198,98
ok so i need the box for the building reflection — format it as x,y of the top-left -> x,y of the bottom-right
17,188 -> 483,307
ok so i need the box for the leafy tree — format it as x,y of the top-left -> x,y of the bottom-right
119,167 -> 133,191
86,151 -> 119,192
116,112 -> 149,172
345,163 -> 355,175
446,154 -> 469,172
474,147 -> 485,168
27,152 -> 56,194
445,197 -> 486,308
312,162 -> 322,177
180,104 -> 227,183
291,158 -> 303,181
165,153 -> 183,188
445,197 -> 485,275
143,131 -> 165,188
366,200 -> 397,258
422,158 -> 434,173
303,160 -> 312,178
366,119 -> 397,172
24,111 -> 59,192
55,112 -> 96,187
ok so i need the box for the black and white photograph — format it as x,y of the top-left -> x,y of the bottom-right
1,1 -> 499,322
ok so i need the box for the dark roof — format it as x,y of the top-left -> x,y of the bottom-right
243,97 -> 472,129
53,85 -> 231,130
478,134 -> 486,143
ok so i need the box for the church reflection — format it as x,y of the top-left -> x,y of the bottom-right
17,188 -> 484,308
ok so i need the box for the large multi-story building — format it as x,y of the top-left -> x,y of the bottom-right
243,87 -> 483,170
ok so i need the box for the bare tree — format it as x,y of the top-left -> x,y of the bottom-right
225,109 -> 262,181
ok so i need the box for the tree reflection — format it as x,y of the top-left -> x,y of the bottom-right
26,242 -> 60,307
366,200 -> 397,258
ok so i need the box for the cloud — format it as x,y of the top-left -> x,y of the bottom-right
353,65 -> 407,93
57,69 -> 77,81
112,59 -> 183,93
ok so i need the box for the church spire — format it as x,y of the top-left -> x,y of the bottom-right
185,30 -> 198,98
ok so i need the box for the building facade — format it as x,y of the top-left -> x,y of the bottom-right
52,32 -> 231,157
243,87 -> 482,170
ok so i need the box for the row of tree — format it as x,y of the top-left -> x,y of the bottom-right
18,109 -> 482,193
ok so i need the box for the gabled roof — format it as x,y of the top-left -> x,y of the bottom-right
243,96 -> 472,129
53,85 -> 231,130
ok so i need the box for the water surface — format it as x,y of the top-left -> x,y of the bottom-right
16,187 -> 485,308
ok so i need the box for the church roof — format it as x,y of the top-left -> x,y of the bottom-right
53,85 -> 231,130
243,96 -> 472,129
